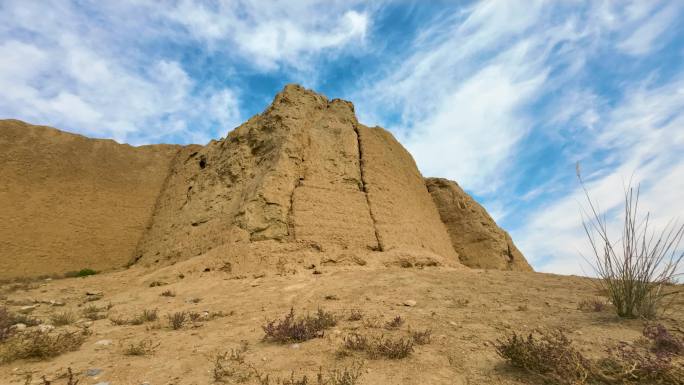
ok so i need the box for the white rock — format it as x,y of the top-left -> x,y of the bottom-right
37,324 -> 55,332
95,339 -> 113,346
403,300 -> 417,307
11,323 -> 27,331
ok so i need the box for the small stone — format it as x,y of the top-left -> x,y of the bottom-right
95,339 -> 113,346
19,305 -> 39,313
448,321 -> 458,327
11,323 -> 27,331
291,343 -> 300,349
37,324 -> 55,332
403,300 -> 417,307
94,382 -> 110,385
86,368 -> 103,376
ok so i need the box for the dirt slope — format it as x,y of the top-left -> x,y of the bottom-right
426,178 -> 532,271
0,120 -> 179,279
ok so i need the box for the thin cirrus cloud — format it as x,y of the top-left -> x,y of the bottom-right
0,0 -> 682,276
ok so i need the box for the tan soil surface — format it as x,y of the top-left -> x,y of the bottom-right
1,260 -> 682,385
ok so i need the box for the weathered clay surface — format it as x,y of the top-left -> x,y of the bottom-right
356,125 -> 458,260
0,119 -> 179,279
426,177 -> 533,271
1,85 -> 534,279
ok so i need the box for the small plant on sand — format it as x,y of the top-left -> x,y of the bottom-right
82,304 -> 105,321
343,333 -> 414,359
213,345 -> 251,383
495,327 -> 684,385
0,329 -> 88,363
0,307 -> 12,342
578,298 -> 608,313
409,328 -> 432,345
124,338 -> 160,356
50,311 -> 76,326
168,311 -> 187,330
160,289 -> 176,297
494,329 -> 591,385
643,323 -> 683,356
577,168 -> 683,319
384,315 -> 404,330
64,268 -> 97,278
262,308 -> 337,344
347,308 -> 363,321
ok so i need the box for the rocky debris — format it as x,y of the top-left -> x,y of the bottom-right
37,324 -> 54,332
426,178 -> 533,271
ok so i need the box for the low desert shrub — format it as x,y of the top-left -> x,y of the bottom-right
0,307 -> 12,342
64,269 -> 97,278
168,311 -> 187,330
347,309 -> 363,321
494,329 -> 591,385
50,311 -> 76,326
598,342 -> 684,384
343,333 -> 414,359
409,329 -> 432,345
213,346 -> 251,383
495,327 -> 684,385
0,330 -> 87,363
384,315 -> 404,330
82,304 -> 105,321
262,308 -> 336,344
578,298 -> 608,312
578,171 -> 683,319
124,338 -> 160,356
643,323 -> 683,356
160,290 -> 176,297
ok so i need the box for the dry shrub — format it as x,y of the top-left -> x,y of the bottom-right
384,315 -> 404,330
213,345 -> 252,383
124,338 -> 160,356
160,290 -> 176,297
643,324 -> 683,356
578,172 -> 683,319
343,333 -> 414,359
598,343 -> 684,384
347,309 -> 363,321
0,307 -> 12,342
50,311 -> 76,326
495,328 -> 684,385
0,330 -> 87,363
168,311 -> 187,330
494,329 -> 591,385
578,298 -> 608,313
82,304 -> 105,321
409,329 -> 432,345
262,308 -> 336,344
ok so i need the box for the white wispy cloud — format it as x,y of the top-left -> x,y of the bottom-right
514,77 -> 684,274
353,0 -> 683,273
162,0 -> 371,71
0,0 -> 373,144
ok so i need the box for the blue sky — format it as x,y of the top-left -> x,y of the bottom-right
1,1 -> 683,275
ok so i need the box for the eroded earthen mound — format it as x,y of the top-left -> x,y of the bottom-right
426,177 -> 532,271
0,85 -> 532,279
0,120 -> 179,279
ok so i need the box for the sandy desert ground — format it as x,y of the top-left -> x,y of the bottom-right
1,252 -> 682,385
